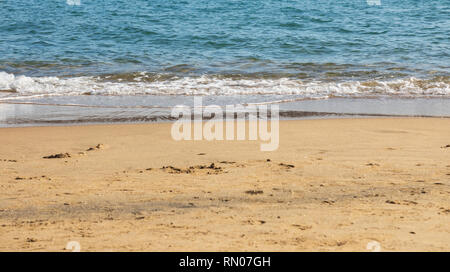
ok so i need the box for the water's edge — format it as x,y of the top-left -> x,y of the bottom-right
1,97 -> 449,127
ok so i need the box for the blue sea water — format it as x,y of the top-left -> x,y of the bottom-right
0,0 -> 449,124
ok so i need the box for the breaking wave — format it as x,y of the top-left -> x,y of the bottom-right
0,71 -> 449,99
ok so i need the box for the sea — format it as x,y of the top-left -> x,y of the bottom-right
0,0 -> 449,126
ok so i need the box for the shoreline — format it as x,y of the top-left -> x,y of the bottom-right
2,114 -> 450,129
1,96 -> 450,128
0,117 -> 449,251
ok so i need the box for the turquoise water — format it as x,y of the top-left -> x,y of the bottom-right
0,0 -> 449,124
1,0 -> 449,74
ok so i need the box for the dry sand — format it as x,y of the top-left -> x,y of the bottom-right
0,118 -> 449,251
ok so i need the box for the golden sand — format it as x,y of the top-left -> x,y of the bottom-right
0,118 -> 449,251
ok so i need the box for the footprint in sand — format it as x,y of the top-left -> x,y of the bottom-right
161,163 -> 223,175
1,159 -> 17,162
245,190 -> 264,195
292,224 -> 312,231
43,153 -> 71,159
87,144 -> 105,151
42,144 -> 105,159
279,163 -> 295,169
15,176 -> 52,181
263,159 -> 295,170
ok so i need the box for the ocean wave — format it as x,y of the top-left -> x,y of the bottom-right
0,71 -> 449,99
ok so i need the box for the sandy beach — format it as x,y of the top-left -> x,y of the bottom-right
0,118 -> 449,251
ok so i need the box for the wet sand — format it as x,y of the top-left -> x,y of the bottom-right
1,97 -> 450,127
0,118 -> 449,251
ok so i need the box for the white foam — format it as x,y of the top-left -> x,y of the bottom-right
66,0 -> 81,6
0,71 -> 449,99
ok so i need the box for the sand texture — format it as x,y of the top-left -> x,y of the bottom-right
0,118 -> 449,251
